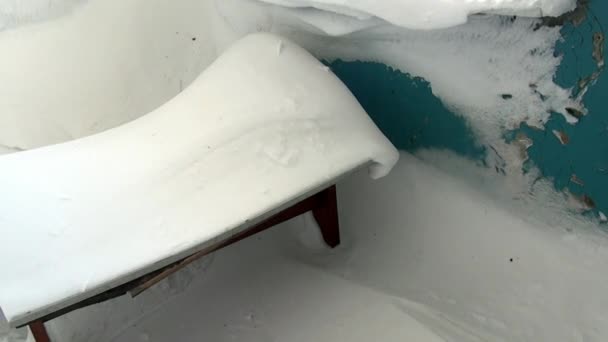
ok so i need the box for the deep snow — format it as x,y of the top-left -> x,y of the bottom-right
42,152 -> 608,341
2,0 -> 607,341
0,32 -> 397,326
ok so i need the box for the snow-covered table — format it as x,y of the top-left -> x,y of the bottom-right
0,33 -> 397,341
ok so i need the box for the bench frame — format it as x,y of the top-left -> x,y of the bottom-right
27,186 -> 341,342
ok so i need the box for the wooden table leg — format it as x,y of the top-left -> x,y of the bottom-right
313,185 -> 340,248
29,320 -> 51,342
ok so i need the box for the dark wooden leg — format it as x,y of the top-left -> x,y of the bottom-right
313,186 -> 340,248
29,321 -> 51,342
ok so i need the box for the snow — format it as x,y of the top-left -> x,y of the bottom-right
214,0 -> 583,176
0,0 -> 83,30
258,0 -> 576,30
0,32 -> 397,327
113,254 -> 449,342
43,152 -> 608,342
0,0 -> 602,340
0,0 -> 217,151
0,0 -> 582,173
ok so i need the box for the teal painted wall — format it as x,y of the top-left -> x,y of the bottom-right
519,1 -> 607,215
328,61 -> 486,160
328,1 -> 607,216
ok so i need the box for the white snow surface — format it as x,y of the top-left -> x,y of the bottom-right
0,0 -> 218,151
258,0 -> 576,29
0,0 -> 83,30
41,152 -> 608,342
0,32 -> 398,326
0,0 -> 601,341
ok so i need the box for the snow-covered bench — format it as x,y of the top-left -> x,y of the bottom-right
0,33 -> 397,341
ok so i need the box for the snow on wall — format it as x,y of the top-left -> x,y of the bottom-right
0,0 -> 83,30
258,0 -> 576,29
214,0 -> 585,197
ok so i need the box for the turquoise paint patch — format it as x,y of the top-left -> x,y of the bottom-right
518,0 -> 607,215
327,2 -> 607,217
327,60 -> 486,160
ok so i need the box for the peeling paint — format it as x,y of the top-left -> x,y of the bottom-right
552,130 -> 570,145
570,173 -> 585,186
592,32 -> 605,68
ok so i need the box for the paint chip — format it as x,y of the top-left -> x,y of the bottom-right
592,32 -> 604,68
565,107 -> 584,119
581,195 -> 596,210
570,174 -> 584,186
552,130 -> 570,145
513,132 -> 533,161
566,191 -> 596,212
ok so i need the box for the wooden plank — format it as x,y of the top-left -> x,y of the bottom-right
313,185 -> 340,247
29,321 -> 50,342
130,186 -> 340,296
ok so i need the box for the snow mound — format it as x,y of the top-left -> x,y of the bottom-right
0,32 -> 397,326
